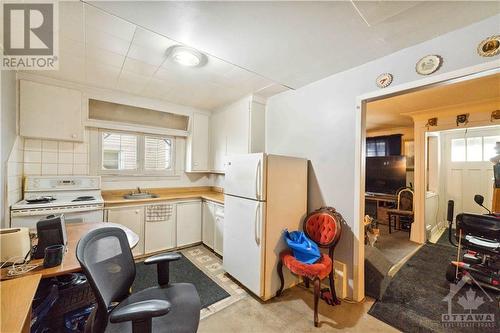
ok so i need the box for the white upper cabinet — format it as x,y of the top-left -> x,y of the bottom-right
210,95 -> 265,173
20,80 -> 84,142
186,112 -> 210,172
210,110 -> 227,173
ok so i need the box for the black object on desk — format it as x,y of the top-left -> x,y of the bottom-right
33,214 -> 68,259
43,244 -> 65,268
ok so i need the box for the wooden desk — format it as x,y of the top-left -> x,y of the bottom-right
0,274 -> 41,333
365,193 -> 397,224
1,222 -> 138,280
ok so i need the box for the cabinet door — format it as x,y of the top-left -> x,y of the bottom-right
20,80 -> 83,141
144,204 -> 176,254
225,98 -> 250,156
189,113 -> 210,171
202,201 -> 215,249
107,206 -> 144,256
176,201 -> 202,247
210,111 -> 227,172
214,215 -> 224,256
214,205 -> 224,256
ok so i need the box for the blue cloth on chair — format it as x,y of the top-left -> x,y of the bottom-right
284,230 -> 321,264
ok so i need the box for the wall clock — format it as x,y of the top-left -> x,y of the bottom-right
477,35 -> 500,57
376,73 -> 393,88
415,55 -> 443,75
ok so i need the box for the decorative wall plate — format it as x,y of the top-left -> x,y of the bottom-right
477,35 -> 500,57
415,55 -> 443,75
376,73 -> 393,88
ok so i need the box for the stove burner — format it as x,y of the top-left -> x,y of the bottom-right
26,196 -> 55,204
72,196 -> 96,202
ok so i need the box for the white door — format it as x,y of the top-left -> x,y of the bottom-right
176,201 -> 202,247
444,128 -> 500,215
107,206 -> 144,256
223,195 -> 265,296
225,153 -> 266,200
210,110 -> 227,172
202,201 -> 215,249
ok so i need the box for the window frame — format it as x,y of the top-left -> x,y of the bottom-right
96,129 -> 176,177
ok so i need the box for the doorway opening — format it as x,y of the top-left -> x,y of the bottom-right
360,71 -> 500,301
425,125 -> 500,245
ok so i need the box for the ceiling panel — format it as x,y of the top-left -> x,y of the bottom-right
90,1 -> 500,89
20,1 -> 283,110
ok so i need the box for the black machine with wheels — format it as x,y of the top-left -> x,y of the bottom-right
445,196 -> 500,292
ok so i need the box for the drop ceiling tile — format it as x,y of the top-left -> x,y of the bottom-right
141,78 -> 173,99
59,1 -> 85,42
84,4 -> 136,41
122,57 -> 159,77
117,71 -> 151,94
352,1 -> 420,26
86,45 -> 126,68
132,27 -> 178,53
59,36 -> 85,59
254,84 -> 290,99
86,62 -> 121,89
127,43 -> 167,66
86,25 -> 131,56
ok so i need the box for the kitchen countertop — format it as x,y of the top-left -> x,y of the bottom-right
102,186 -> 224,207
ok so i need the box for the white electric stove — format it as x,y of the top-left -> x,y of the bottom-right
10,176 -> 104,229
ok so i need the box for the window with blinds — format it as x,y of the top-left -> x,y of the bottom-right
145,136 -> 172,170
98,130 -> 175,175
102,132 -> 137,170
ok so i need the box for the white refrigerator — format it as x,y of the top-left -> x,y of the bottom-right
223,153 -> 308,300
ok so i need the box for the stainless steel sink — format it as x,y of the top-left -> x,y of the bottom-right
123,193 -> 159,200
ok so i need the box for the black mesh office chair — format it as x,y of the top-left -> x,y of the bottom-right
76,227 -> 201,333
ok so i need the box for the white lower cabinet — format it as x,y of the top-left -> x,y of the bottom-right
106,199 -> 222,256
107,206 -> 145,256
144,203 -> 176,253
202,201 -> 215,249
176,200 -> 202,247
214,204 -> 224,256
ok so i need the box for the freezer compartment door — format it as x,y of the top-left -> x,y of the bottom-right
224,153 -> 266,201
223,195 -> 265,296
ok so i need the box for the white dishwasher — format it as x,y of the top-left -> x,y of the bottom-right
145,203 -> 176,253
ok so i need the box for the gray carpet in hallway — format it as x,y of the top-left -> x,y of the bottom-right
368,239 -> 499,332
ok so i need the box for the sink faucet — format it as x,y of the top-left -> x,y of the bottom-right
137,187 -> 141,194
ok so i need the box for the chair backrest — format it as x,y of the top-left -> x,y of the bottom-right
303,207 -> 343,249
76,227 -> 136,333
397,188 -> 414,212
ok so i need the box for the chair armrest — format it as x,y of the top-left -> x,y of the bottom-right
109,299 -> 171,323
144,252 -> 181,265
143,252 -> 181,286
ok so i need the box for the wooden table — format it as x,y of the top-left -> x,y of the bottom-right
0,274 -> 41,333
1,222 -> 138,280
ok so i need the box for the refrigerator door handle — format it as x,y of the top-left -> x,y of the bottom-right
254,203 -> 260,246
255,159 -> 261,200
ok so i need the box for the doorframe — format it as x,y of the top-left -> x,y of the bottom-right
352,60 -> 500,302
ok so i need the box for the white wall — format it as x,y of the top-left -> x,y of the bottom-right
1,70 -> 18,228
266,15 -> 500,298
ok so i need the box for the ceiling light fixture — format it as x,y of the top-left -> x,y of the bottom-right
169,46 -> 204,67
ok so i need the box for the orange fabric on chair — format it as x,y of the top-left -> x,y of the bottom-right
305,213 -> 338,246
280,250 -> 332,280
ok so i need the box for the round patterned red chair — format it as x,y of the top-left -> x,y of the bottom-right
276,207 -> 343,327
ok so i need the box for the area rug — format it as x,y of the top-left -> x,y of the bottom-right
368,240 -> 499,332
133,253 -> 230,309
